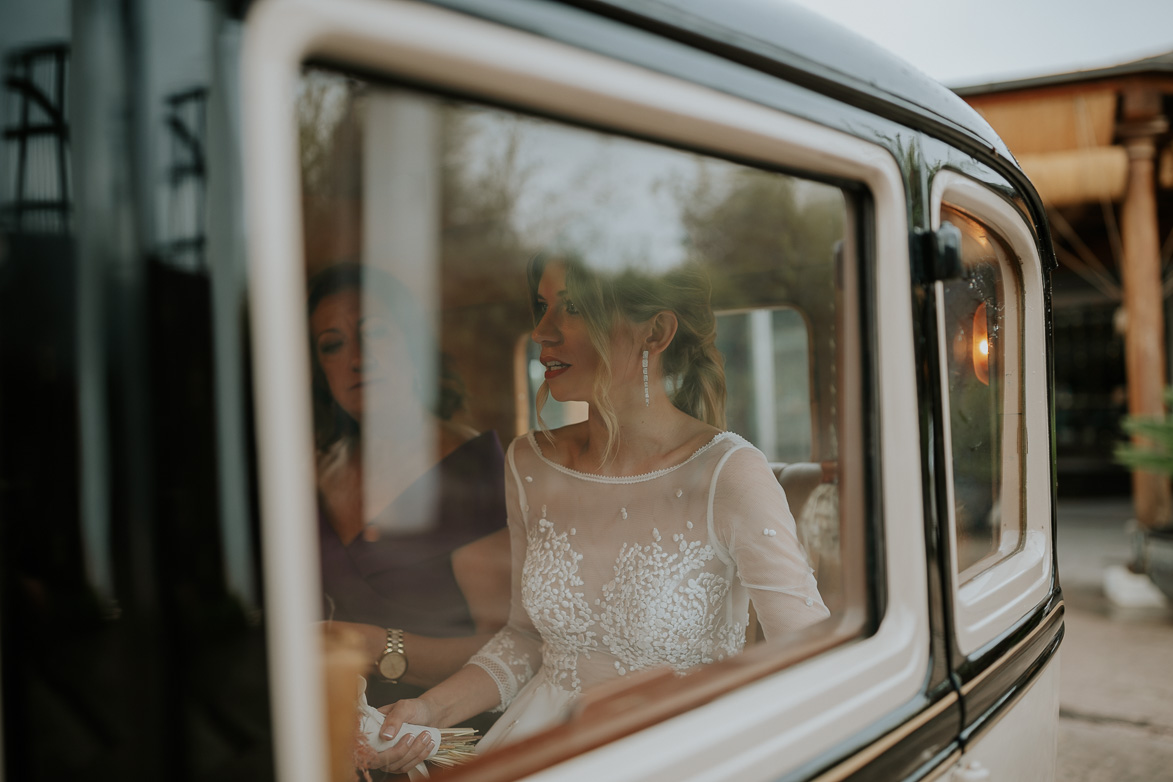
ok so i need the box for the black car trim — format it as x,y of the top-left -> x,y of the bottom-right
547,0 -> 999,153
964,629 -> 1062,747
834,693 -> 956,775
960,600 -> 1064,699
777,689 -> 960,782
959,600 -> 1065,743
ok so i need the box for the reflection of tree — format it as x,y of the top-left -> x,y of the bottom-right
436,111 -> 538,437
676,166 -> 844,312
296,73 -> 536,292
439,112 -> 534,306
297,72 -> 363,272
296,71 -> 540,437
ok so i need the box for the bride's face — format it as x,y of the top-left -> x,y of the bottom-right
531,263 -> 641,406
532,262 -> 598,404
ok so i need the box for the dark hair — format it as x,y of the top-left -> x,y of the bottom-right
528,254 -> 726,463
307,263 -> 466,450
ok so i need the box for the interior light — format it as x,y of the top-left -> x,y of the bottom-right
972,302 -> 990,385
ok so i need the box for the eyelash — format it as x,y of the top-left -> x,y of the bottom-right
534,300 -> 579,316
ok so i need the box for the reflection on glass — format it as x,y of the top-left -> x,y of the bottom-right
299,66 -> 855,774
717,308 -> 813,463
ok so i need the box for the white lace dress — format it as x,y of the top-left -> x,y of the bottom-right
468,431 -> 829,751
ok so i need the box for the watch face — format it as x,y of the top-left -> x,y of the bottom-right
378,652 -> 408,681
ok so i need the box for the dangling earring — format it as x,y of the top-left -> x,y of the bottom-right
642,349 -> 650,407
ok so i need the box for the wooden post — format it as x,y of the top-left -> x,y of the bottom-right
1119,88 -> 1172,530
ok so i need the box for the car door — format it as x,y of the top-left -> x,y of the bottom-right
240,1 -> 955,780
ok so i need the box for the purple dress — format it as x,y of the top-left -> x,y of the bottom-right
319,430 -> 507,707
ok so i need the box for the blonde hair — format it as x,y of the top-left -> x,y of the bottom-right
529,256 -> 726,464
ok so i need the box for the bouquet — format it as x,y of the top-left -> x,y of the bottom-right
355,677 -> 479,777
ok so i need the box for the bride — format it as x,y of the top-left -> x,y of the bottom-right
374,255 -> 829,770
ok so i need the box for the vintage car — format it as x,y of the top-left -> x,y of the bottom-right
0,0 -> 1062,780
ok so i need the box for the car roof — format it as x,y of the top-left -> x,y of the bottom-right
569,0 -> 1015,162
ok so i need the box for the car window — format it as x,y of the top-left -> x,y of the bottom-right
939,205 -> 1025,579
297,64 -> 867,773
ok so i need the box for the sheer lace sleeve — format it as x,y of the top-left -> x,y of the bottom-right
467,439 -> 542,711
710,444 -> 830,639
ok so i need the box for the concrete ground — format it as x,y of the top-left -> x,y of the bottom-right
1055,499 -> 1173,782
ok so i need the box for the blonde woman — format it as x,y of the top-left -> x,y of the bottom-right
374,256 -> 828,768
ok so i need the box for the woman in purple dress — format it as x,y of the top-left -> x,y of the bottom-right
308,264 -> 510,758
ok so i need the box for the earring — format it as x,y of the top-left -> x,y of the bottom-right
642,350 -> 650,407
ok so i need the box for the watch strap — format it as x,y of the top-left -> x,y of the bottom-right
377,627 -> 408,683
384,627 -> 405,657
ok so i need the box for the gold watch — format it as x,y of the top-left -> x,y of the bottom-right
376,628 -> 408,683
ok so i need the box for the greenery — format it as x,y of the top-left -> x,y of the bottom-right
1115,389 -> 1173,475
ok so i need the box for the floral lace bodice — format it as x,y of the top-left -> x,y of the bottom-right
468,431 -> 829,711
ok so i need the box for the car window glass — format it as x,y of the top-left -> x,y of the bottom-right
299,65 -> 864,771
716,307 -> 814,463
940,206 -> 1025,578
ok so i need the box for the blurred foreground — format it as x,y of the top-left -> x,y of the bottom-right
1056,499 -> 1173,781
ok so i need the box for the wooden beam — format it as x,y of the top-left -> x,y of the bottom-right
966,87 -> 1117,154
1017,147 -> 1128,206
1119,114 -> 1173,529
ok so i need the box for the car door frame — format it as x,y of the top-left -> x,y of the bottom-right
241,0 -> 957,779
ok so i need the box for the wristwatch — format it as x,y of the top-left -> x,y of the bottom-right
376,627 -> 408,683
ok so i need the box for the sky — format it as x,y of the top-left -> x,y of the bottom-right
782,0 -> 1173,87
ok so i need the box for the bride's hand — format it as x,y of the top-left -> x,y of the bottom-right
370,699 -> 438,774
366,729 -> 433,774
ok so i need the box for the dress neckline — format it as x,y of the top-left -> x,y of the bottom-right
525,430 -> 739,484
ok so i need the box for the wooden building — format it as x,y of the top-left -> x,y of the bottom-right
957,52 -> 1173,527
